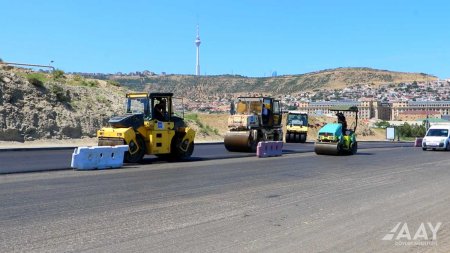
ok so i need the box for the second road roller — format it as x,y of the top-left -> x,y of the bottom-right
314,105 -> 358,155
224,97 -> 283,152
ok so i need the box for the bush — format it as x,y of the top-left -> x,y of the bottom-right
26,73 -> 46,88
28,77 -> 44,88
96,95 -> 108,104
50,84 -> 71,103
73,75 -> 83,82
81,80 -> 99,87
52,69 -> 65,80
374,120 -> 390,128
107,80 -> 121,87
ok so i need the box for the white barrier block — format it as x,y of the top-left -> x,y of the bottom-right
256,141 -> 283,158
71,145 -> 129,170
274,141 -> 283,156
414,138 -> 423,147
257,142 -> 267,158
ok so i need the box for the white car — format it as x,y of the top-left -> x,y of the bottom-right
422,125 -> 450,151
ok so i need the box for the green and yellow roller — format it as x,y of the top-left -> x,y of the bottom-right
314,106 -> 358,155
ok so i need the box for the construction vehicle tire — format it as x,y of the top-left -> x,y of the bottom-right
124,136 -> 146,163
300,134 -> 307,143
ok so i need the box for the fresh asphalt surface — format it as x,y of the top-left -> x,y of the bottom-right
0,141 -> 412,174
1,143 -> 450,252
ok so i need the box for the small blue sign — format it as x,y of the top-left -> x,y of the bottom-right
157,121 -> 164,129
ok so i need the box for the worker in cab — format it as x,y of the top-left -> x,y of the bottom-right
154,98 -> 167,121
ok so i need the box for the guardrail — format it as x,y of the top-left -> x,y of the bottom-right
1,61 -> 55,71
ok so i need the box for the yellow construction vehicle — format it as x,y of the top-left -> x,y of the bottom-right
97,92 -> 195,163
285,111 -> 308,143
224,97 -> 283,152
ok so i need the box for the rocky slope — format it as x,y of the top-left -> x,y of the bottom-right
0,69 -> 125,142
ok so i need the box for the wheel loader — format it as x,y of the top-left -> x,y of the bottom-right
97,92 -> 195,163
285,111 -> 308,143
224,97 -> 283,152
314,106 -> 358,155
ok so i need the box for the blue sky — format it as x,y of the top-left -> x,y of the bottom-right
1,1 -> 449,78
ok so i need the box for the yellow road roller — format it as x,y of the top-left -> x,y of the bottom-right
285,111 -> 308,143
314,106 -> 358,155
225,97 -> 283,152
97,92 -> 195,163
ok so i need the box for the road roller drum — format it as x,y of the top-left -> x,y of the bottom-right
314,142 -> 340,155
224,131 -> 255,152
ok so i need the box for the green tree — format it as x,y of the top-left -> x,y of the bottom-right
398,122 -> 426,138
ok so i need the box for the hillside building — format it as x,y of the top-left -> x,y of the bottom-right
298,100 -> 450,121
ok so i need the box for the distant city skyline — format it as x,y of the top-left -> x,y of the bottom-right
1,1 -> 450,78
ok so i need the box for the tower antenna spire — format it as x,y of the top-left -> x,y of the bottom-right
195,24 -> 201,76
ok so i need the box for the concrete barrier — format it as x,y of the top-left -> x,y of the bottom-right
414,138 -> 423,147
71,145 -> 129,170
256,141 -> 283,158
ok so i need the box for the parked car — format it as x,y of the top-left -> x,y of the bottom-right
422,124 -> 450,151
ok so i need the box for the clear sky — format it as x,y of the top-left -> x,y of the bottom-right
1,0 -> 449,78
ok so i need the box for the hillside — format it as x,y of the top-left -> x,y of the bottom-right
0,66 -> 435,143
0,67 -> 223,142
111,67 -> 436,100
0,68 -> 125,142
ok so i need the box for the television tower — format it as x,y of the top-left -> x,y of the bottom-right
195,25 -> 201,76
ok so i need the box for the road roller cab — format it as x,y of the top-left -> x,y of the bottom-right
285,111 -> 308,143
225,97 -> 283,152
314,106 -> 358,155
97,92 -> 195,163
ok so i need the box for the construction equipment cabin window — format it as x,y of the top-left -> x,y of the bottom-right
126,97 -> 150,117
236,101 -> 262,115
262,98 -> 272,125
152,97 -> 170,121
273,100 -> 282,125
288,114 -> 308,126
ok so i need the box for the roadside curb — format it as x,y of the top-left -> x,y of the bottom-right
0,142 -> 224,152
0,146 -> 77,152
0,140 -> 414,152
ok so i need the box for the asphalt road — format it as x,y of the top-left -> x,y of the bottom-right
1,145 -> 449,252
0,141 -> 413,174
